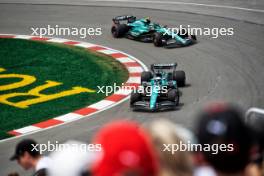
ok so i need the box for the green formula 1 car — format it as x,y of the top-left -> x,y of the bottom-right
111,15 -> 197,47
130,63 -> 186,111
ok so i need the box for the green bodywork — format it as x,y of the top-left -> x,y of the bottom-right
148,72 -> 177,110
127,18 -> 192,45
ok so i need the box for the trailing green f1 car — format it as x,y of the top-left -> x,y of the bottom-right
130,63 -> 186,111
111,15 -> 197,47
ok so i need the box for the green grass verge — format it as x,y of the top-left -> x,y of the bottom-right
0,38 -> 128,139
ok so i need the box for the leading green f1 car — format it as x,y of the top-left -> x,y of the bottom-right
130,63 -> 186,111
111,15 -> 197,47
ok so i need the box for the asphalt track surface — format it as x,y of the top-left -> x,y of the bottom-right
0,0 -> 264,175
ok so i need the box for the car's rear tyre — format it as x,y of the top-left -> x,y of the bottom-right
153,32 -> 163,47
111,24 -> 129,38
141,71 -> 153,82
173,70 -> 186,87
130,91 -> 141,106
168,89 -> 179,106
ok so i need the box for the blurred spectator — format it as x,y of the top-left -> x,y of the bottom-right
48,140 -> 97,176
196,103 -> 253,176
92,120 -> 159,176
10,139 -> 51,176
145,119 -> 193,176
245,108 -> 264,176
194,166 -> 217,176
7,172 -> 19,176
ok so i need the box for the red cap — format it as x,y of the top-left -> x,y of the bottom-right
92,121 -> 159,176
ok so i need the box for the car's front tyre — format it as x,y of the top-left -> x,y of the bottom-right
153,32 -> 164,47
168,89 -> 180,106
130,91 -> 141,106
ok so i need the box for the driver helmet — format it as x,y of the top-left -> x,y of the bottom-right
144,17 -> 151,24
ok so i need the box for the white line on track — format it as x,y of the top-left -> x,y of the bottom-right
87,0 -> 264,13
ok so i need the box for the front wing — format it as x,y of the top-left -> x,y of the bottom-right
131,100 -> 178,111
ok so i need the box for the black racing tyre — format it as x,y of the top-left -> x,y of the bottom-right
167,89 -> 180,105
130,91 -> 141,105
111,24 -> 129,38
173,70 -> 186,87
191,35 -> 197,41
153,32 -> 163,47
178,28 -> 189,38
141,71 -> 153,82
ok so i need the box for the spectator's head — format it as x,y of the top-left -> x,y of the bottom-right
196,103 -> 252,174
10,139 -> 40,170
146,119 -> 194,176
92,120 -> 159,176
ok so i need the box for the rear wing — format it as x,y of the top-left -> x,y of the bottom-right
151,63 -> 177,71
112,15 -> 136,24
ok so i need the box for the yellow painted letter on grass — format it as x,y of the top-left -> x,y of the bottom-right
0,68 -> 37,91
0,68 -> 6,72
0,80 -> 95,109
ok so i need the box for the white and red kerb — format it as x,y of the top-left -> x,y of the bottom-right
0,34 -> 146,136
